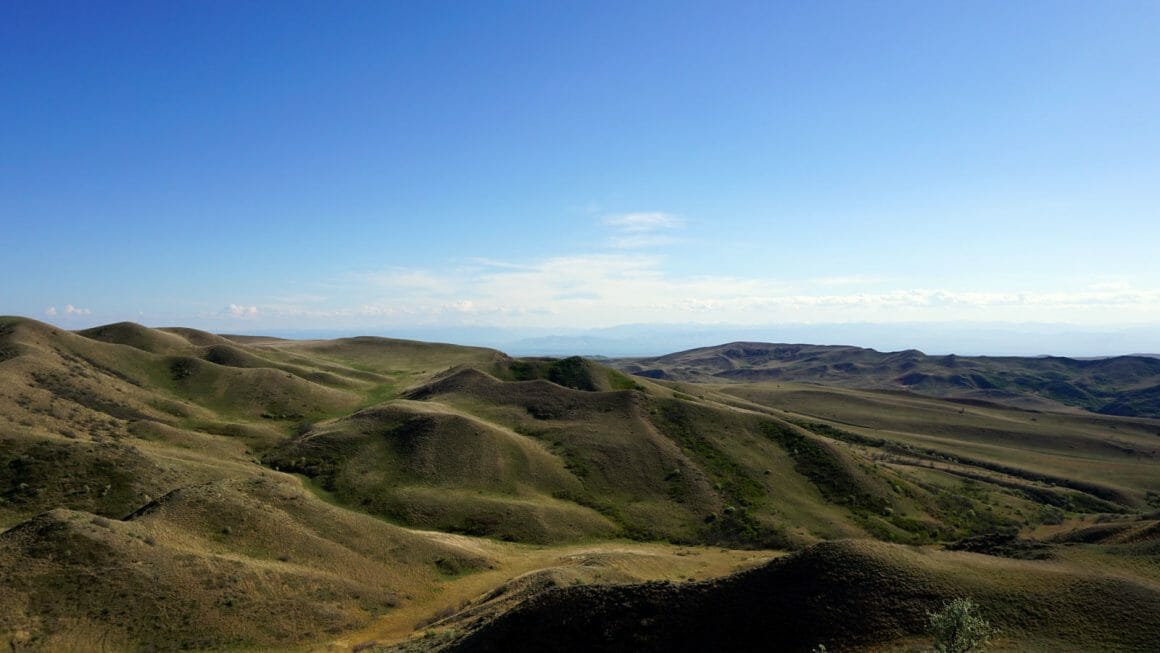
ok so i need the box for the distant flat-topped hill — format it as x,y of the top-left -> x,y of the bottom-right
610,341 -> 1160,418
1,317 -> 1158,652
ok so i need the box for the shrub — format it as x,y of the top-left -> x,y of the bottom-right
928,597 -> 993,653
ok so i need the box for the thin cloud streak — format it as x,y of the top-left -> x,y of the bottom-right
609,234 -> 681,249
603,211 -> 684,249
603,212 -> 684,232
247,254 -> 1160,329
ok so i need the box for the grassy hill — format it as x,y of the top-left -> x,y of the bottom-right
424,535 -> 1160,653
1,317 -> 1158,651
611,342 -> 1160,417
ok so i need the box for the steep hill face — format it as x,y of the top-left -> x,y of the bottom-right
611,341 -> 1160,417
2,317 -> 1158,652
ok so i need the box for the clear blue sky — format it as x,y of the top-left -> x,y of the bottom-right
3,1 -> 1158,341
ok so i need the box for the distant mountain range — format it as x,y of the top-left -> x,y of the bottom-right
611,342 -> 1160,418
247,322 -> 1160,359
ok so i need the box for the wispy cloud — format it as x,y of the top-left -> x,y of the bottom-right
272,293 -> 329,305
188,224 -> 1159,330
809,275 -> 892,287
297,257 -> 1160,328
609,233 -> 683,249
356,269 -> 460,295
603,211 -> 684,249
604,212 -> 684,232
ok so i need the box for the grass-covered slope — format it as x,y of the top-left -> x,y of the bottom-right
0,317 -> 509,650
432,536 -> 1160,653
265,399 -> 619,543
2,317 -> 1158,652
0,476 -> 492,651
612,341 -> 1160,417
269,346 -> 1158,553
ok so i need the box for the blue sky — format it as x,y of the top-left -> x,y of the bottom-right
3,1 -> 1159,349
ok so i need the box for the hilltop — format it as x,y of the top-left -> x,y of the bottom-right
610,341 -> 1160,417
432,538 -> 1160,653
1,317 -> 1158,651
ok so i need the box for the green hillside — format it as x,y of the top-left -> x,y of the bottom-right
1,317 -> 1157,652
612,342 -> 1160,417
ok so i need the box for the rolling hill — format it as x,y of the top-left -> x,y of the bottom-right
1,317 -> 1158,652
427,535 -> 1160,653
610,342 -> 1160,417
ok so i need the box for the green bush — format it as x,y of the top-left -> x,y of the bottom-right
928,597 -> 993,653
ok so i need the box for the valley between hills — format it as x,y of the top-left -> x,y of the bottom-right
1,316 -> 1158,652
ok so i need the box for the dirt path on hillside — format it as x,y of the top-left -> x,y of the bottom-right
318,541 -> 781,651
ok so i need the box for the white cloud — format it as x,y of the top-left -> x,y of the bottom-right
467,257 -> 537,271
604,212 -> 684,232
227,304 -> 259,318
45,307 -> 57,317
206,240 -> 1159,330
316,255 -> 1160,329
63,304 -> 91,316
603,212 -> 684,249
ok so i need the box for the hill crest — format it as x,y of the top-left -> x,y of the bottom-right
611,340 -> 1160,418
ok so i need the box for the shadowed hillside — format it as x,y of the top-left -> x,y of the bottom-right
423,536 -> 1160,653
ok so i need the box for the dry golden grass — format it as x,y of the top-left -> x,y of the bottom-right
335,541 -> 779,652
394,538 -> 1159,653
2,317 -> 1158,652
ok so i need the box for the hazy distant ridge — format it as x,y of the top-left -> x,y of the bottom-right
611,341 -> 1160,418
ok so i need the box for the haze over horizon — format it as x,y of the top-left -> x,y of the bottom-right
4,2 -> 1158,354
